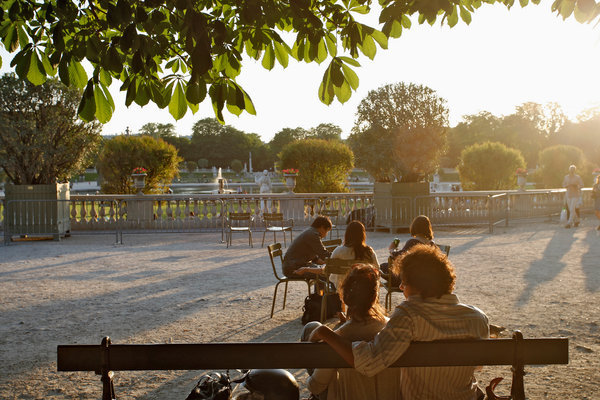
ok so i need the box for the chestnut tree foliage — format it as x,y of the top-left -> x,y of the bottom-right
0,73 -> 101,184
2,0 -> 595,124
348,82 -> 448,182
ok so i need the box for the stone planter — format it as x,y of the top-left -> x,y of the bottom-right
283,174 -> 297,193
4,182 -> 71,243
131,173 -> 147,195
374,182 -> 430,232
517,175 -> 527,190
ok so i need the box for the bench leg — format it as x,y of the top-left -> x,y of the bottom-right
510,331 -> 525,400
102,370 -> 116,400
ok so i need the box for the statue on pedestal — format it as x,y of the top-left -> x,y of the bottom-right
255,170 -> 272,194
255,170 -> 272,212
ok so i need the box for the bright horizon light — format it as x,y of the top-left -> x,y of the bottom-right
1,3 -> 599,141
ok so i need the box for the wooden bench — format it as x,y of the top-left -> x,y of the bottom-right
57,331 -> 568,400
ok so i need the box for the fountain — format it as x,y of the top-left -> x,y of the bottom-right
216,167 -> 225,194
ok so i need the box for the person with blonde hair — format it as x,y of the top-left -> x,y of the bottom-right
310,244 -> 489,400
301,264 -> 400,400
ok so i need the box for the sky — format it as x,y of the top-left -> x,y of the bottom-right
2,3 -> 600,142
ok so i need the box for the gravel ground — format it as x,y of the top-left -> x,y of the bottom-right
0,218 -> 598,399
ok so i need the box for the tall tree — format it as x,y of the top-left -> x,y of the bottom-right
138,123 -> 177,139
0,74 -> 101,184
3,0 -> 594,123
190,118 -> 270,169
269,127 -> 308,158
536,145 -> 585,188
349,82 -> 448,182
444,111 -> 502,167
308,123 -> 343,141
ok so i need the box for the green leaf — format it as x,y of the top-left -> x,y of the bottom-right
169,81 -> 187,120
3,24 -> 18,52
560,0 -> 576,19
316,38 -> 328,63
40,53 -> 56,76
58,55 -> 69,85
273,41 -> 289,67
333,80 -> 351,103
134,82 -> 150,106
447,6 -> 459,27
401,15 -> 412,29
341,63 -> 359,90
78,83 -> 96,121
94,83 -> 113,123
150,82 -> 169,109
330,63 -> 344,87
359,35 -> 376,60
459,6 -> 472,24
209,83 -> 226,123
68,60 -> 88,88
325,33 -> 337,57
27,51 -> 47,85
261,44 -> 275,70
338,56 -> 360,67
318,68 -> 334,105
370,30 -> 388,49
519,0 -> 529,6
185,80 -> 207,104
17,24 -> 28,49
241,86 -> 256,115
125,79 -> 136,106
102,83 -> 115,109
99,69 -> 112,86
15,50 -> 31,80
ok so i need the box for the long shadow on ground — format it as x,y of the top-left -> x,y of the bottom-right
515,229 -> 575,307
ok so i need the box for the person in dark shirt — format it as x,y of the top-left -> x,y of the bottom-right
380,215 -> 435,286
282,216 -> 332,279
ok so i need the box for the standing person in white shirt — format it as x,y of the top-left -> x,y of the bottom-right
309,244 -> 489,400
562,165 -> 584,228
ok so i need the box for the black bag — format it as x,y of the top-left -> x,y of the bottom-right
301,289 -> 342,325
185,372 -> 231,400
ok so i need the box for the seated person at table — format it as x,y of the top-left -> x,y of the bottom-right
282,216 -> 332,280
309,244 -> 489,400
330,220 -> 379,320
380,214 -> 435,285
301,264 -> 400,400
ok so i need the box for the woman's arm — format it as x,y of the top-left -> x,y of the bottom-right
309,325 -> 355,367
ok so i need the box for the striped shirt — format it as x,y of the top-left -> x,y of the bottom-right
353,294 -> 489,400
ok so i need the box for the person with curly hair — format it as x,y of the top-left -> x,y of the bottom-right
309,244 -> 490,400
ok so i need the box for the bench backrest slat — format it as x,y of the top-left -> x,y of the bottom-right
57,338 -> 568,372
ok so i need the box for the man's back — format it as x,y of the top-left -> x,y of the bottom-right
282,226 -> 329,276
353,294 -> 489,400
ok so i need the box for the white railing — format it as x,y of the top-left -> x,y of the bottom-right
0,188 -> 595,240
